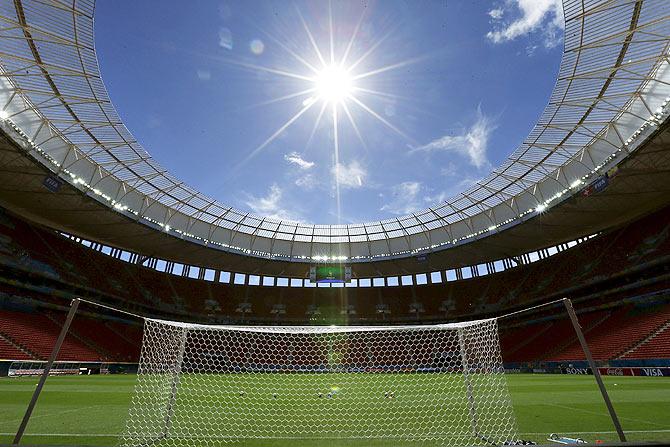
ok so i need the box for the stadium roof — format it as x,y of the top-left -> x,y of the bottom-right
0,0 -> 669,264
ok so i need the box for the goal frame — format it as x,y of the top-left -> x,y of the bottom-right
122,318 -> 517,446
153,324 -> 494,444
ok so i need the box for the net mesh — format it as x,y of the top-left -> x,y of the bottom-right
120,318 -> 517,446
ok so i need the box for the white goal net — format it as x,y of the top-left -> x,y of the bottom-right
120,318 -> 517,446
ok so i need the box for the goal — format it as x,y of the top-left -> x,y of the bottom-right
120,318 -> 517,446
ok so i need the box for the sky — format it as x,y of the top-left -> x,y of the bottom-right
95,0 -> 564,225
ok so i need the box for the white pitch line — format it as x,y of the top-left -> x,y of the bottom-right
2,429 -> 670,438
542,402 -> 667,427
0,404 -> 106,425
520,429 -> 670,435
0,433 -> 118,437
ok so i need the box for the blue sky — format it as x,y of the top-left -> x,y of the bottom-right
96,0 -> 564,224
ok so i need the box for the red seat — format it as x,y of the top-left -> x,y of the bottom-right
0,310 -> 102,361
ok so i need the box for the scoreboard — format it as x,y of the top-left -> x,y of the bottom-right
309,265 -> 352,283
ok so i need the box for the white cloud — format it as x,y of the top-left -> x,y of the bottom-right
486,0 -> 564,49
488,8 -> 504,20
196,69 -> 211,81
381,181 -> 423,215
412,107 -> 495,170
245,184 -> 300,222
424,190 -> 449,205
381,177 -> 486,215
440,162 -> 458,177
422,176 -> 484,209
526,44 -> 538,57
454,175 -> 480,191
295,173 -> 318,190
332,160 -> 367,189
284,152 -> 315,170
284,152 -> 318,190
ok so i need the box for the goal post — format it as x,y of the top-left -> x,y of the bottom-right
120,318 -> 518,446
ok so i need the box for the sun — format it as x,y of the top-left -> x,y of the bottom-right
237,5 -> 415,167
313,65 -> 353,104
233,4 -> 418,224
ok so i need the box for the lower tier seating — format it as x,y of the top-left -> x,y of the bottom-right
0,310 -> 102,361
623,323 -> 670,359
501,302 -> 670,363
0,335 -> 31,360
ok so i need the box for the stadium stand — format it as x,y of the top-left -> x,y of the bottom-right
0,335 -> 30,360
48,313 -> 141,362
499,300 -> 670,364
0,201 -> 668,364
551,304 -> 670,361
622,321 -> 670,360
502,312 -> 605,363
0,310 -> 101,361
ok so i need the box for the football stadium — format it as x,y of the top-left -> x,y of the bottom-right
0,0 -> 669,446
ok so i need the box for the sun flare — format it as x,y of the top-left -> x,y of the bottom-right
313,65 -> 354,104
232,4 -> 420,223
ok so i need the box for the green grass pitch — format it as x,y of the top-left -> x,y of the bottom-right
0,374 -> 668,446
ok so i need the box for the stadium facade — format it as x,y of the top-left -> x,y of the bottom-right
0,3 -> 669,444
